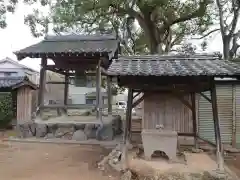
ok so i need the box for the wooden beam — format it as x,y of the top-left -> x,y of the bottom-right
38,57 -> 47,107
132,95 -> 143,108
191,93 -> 198,149
107,76 -> 112,115
133,92 -> 141,99
131,131 -> 194,137
45,66 -> 67,75
210,79 -> 224,170
199,92 -> 211,103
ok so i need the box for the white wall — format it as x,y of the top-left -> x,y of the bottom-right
0,61 -> 39,85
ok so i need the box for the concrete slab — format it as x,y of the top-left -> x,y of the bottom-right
128,152 -> 218,174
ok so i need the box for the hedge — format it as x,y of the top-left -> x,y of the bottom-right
0,93 -> 13,129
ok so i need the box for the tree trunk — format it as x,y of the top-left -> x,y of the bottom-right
223,36 -> 231,60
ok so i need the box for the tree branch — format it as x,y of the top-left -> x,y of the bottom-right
170,0 -> 209,26
191,28 -> 220,39
216,0 -> 226,36
228,2 -> 240,36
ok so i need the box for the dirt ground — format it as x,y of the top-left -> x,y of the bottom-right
226,154 -> 240,178
0,141 -> 120,180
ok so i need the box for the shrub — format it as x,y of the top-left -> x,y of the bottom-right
0,93 -> 13,129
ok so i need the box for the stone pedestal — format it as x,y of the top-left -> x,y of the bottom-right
141,129 -> 178,161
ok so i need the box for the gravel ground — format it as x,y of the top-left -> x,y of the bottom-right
0,142 -> 120,180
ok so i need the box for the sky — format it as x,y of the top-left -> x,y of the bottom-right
0,3 -> 223,72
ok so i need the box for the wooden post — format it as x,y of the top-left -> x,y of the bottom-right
63,73 -> 69,115
107,76 -> 112,115
232,85 -> 236,148
191,92 -> 198,149
210,80 -> 224,171
96,59 -> 102,122
122,88 -> 133,169
38,57 -> 47,108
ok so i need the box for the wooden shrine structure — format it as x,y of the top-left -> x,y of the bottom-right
14,34 -> 119,121
107,54 -> 240,170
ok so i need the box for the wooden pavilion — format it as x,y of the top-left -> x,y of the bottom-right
107,53 -> 240,170
14,34 -> 119,122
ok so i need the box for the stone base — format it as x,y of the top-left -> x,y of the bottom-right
17,115 -> 122,141
141,129 -> 178,161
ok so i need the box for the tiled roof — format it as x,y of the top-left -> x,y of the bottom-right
107,54 -> 240,77
14,34 -> 119,60
0,76 -> 37,89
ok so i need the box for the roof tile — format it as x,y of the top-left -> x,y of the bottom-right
107,54 -> 240,77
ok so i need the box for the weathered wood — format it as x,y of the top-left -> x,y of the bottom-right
191,92 -> 198,149
96,59 -> 102,122
127,89 -> 134,139
107,76 -> 112,115
131,131 -> 194,137
142,93 -> 193,133
64,74 -> 69,106
38,57 -> 47,107
170,91 -> 193,111
232,85 -> 237,148
199,92 -> 211,103
119,76 -> 211,86
210,80 -> 224,170
132,94 -> 146,108
133,92 -> 141,99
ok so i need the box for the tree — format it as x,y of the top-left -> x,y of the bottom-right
20,0 -> 214,55
215,0 -> 240,59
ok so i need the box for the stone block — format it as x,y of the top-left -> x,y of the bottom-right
72,130 -> 87,141
84,124 -> 97,139
96,124 -> 114,141
141,129 -> 178,161
112,115 -> 122,135
17,123 -> 36,138
36,124 -> 48,138
55,127 -> 75,138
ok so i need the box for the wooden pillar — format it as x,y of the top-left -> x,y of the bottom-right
122,88 -> 133,169
232,85 -> 236,148
107,76 -> 112,115
191,92 -> 198,149
210,80 -> 224,170
96,59 -> 102,122
63,73 -> 69,114
38,57 -> 47,108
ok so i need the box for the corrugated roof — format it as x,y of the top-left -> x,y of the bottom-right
14,34 -> 119,60
0,76 -> 37,89
107,54 -> 240,77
